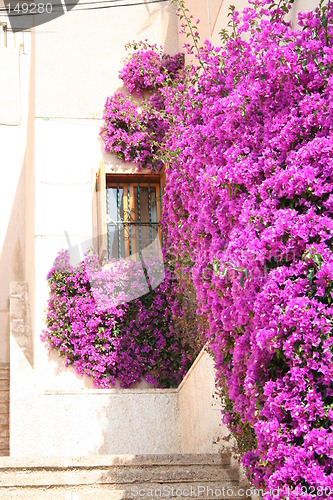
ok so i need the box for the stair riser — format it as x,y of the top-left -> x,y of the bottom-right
0,466 -> 240,487
0,437 -> 9,449
0,370 -> 10,381
0,393 -> 9,403
0,428 -> 9,438
0,455 -> 232,469
0,414 -> 9,426
0,453 -> 253,497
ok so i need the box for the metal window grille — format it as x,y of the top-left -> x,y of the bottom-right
106,180 -> 161,260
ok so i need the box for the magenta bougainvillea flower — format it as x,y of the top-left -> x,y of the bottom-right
119,41 -> 184,95
161,1 -> 333,497
43,251 -> 202,388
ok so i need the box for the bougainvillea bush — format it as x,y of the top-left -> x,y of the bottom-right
42,251 -> 202,388
49,0 -> 333,496
161,0 -> 333,497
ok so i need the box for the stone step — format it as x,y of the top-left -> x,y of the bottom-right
0,454 -> 252,498
0,465 -> 239,488
0,379 -> 9,390
0,485 -> 251,499
0,366 -> 10,380
0,427 -> 9,438
0,414 -> 9,426
0,391 -> 9,403
0,453 -> 232,468
0,437 -> 9,453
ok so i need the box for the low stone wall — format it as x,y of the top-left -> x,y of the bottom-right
10,281 -> 227,457
179,348 -> 228,454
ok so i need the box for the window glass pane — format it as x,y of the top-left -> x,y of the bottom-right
133,185 -> 158,255
133,186 -> 157,222
106,186 -> 125,259
105,181 -> 160,260
150,187 -> 158,224
107,186 -> 124,223
107,226 -> 125,260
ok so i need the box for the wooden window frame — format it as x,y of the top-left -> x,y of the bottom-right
92,161 -> 164,262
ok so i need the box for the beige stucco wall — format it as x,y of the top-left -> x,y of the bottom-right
10,320 -> 181,456
35,0 -> 179,119
8,1 -> 192,456
24,29 -> 36,351
0,32 -> 31,363
179,348 -> 228,454
3,0 -> 321,369
10,292 -> 225,457
30,0 -> 181,379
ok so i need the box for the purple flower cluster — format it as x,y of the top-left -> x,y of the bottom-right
100,42 -> 184,171
119,41 -> 184,95
100,92 -> 167,171
42,251 -> 201,388
161,1 -> 333,496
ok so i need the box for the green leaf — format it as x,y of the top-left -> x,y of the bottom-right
221,268 -> 228,278
213,259 -> 220,276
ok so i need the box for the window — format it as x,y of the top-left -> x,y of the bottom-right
92,160 -> 163,262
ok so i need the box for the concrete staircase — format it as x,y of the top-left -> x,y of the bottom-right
0,454 -> 253,499
0,364 -> 9,457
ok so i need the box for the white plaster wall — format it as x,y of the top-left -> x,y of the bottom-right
179,348 -> 228,454
35,0 -> 179,118
34,118 -> 95,387
31,0 -> 181,385
0,48 -> 20,125
10,332 -> 181,456
0,33 -> 31,363
5,2 -> 185,458
11,323 -> 228,456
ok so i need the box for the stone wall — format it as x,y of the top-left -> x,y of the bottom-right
10,282 -> 226,456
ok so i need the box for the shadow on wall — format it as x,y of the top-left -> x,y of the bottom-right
163,2 -> 181,55
2,66 -> 35,368
137,0 -> 180,55
0,162 -> 26,365
3,31 -> 35,368
10,281 -> 33,368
